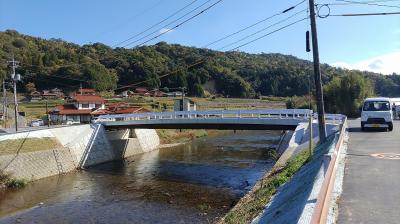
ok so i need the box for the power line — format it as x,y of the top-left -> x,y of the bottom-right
84,0 -> 165,44
330,11 -> 400,16
229,17 -> 308,51
335,0 -> 400,8
112,0 -> 198,47
202,0 -> 306,48
133,0 -> 224,48
122,0 -> 215,48
115,17 -> 307,91
218,9 -> 307,50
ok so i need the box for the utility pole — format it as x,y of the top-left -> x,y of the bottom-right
46,100 -> 50,127
181,87 -> 186,111
2,80 -> 7,127
7,56 -> 20,132
308,0 -> 327,143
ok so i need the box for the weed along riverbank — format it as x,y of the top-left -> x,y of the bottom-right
0,130 -> 282,223
0,118 -> 345,223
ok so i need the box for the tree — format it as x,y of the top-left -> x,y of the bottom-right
192,83 -> 204,97
25,82 -> 36,93
81,62 -> 118,91
324,71 -> 374,117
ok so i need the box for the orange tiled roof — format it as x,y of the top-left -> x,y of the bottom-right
50,105 -> 92,115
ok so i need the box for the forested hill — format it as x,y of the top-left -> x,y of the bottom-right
0,30 -> 399,97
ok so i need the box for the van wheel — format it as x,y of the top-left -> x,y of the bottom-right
389,125 -> 393,132
361,125 -> 365,131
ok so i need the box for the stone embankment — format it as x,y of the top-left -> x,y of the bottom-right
0,124 -> 160,181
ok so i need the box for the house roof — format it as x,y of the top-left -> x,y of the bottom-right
92,105 -> 150,115
30,91 -> 41,96
74,95 -> 105,103
80,88 -> 96,93
91,109 -> 112,115
114,107 -> 149,114
50,105 -> 92,115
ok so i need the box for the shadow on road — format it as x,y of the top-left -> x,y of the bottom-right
347,127 -> 388,133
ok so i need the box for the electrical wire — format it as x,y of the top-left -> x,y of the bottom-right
115,17 -> 307,91
229,17 -> 307,51
330,11 -> 400,16
335,0 -> 400,8
218,9 -> 307,50
112,0 -> 198,48
83,0 -> 165,44
122,0 -> 215,48
202,0 -> 306,48
133,0 -> 224,48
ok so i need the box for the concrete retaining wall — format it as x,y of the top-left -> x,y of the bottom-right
0,125 -> 160,181
0,148 -> 76,181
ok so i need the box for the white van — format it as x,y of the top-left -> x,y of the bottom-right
361,97 -> 393,131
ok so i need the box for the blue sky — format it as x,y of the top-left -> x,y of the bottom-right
1,0 -> 399,73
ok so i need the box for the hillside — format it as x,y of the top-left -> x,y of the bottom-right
0,30 -> 399,97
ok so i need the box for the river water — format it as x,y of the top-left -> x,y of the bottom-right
0,130 -> 280,224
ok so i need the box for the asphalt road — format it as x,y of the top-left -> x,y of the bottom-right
338,119 -> 400,224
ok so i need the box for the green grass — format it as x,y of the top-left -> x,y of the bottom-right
221,149 -> 312,224
156,129 -> 209,144
0,137 -> 62,155
0,170 -> 26,189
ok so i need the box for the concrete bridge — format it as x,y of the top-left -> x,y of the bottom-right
97,109 -> 317,130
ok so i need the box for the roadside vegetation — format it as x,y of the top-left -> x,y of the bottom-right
286,72 -> 375,118
220,149 -> 312,224
324,71 -> 374,117
0,137 -> 62,155
0,170 -> 26,189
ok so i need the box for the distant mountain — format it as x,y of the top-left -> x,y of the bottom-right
0,30 -> 399,97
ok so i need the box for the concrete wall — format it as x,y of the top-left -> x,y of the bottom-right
0,125 -> 160,181
0,148 -> 76,181
104,128 -> 160,158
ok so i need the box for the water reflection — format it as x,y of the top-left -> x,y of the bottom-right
0,130 -> 279,224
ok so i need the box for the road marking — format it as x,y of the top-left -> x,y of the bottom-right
370,153 -> 400,160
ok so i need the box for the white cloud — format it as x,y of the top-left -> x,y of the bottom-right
332,52 -> 400,75
159,28 -> 174,34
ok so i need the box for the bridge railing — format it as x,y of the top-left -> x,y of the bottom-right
324,113 -> 346,125
97,109 -> 313,123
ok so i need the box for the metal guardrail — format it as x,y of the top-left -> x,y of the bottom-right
97,109 -> 313,123
311,114 -> 347,224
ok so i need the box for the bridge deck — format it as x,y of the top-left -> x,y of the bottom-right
99,109 -> 314,130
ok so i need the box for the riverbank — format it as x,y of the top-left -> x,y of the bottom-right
0,130 -> 281,223
0,125 -> 160,188
156,129 -> 233,144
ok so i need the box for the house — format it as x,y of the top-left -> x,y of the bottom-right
174,98 -> 196,111
50,90 -> 150,124
42,90 -> 58,99
151,89 -> 166,97
51,88 -> 64,98
134,87 -> 150,97
49,90 -> 105,124
166,91 -> 183,97
29,88 -> 65,101
29,91 -> 42,101
69,88 -> 97,98
92,103 -> 150,116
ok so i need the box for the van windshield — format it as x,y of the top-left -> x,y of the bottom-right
363,101 -> 390,111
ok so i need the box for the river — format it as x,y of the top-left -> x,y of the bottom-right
0,130 -> 280,224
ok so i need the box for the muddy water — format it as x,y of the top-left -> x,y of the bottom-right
0,130 -> 280,224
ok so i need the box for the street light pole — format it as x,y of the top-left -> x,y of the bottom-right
308,0 -> 327,142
